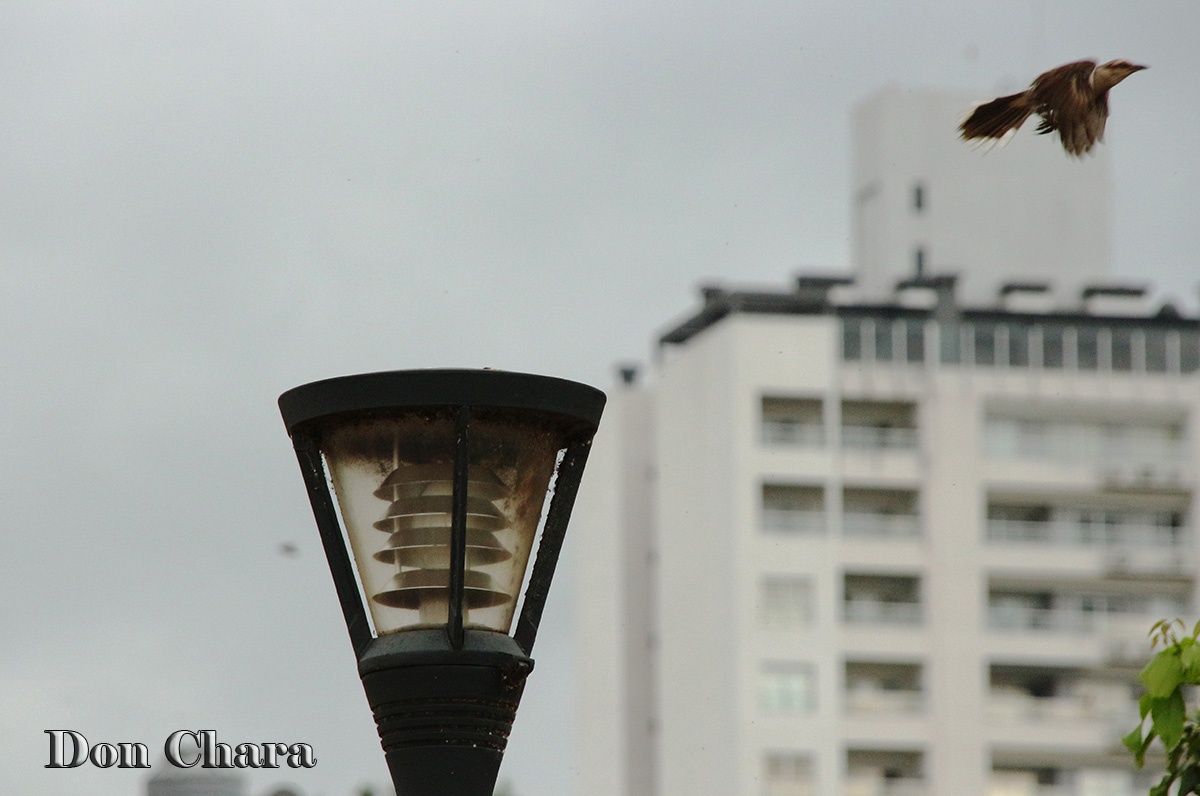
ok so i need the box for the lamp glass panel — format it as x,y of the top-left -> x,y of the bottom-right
321,408 -> 560,636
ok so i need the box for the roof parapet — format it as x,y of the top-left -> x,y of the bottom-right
1082,283 -> 1150,316
896,274 -> 957,319
998,281 -> 1053,313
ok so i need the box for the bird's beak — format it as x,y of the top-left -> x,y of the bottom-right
1130,64 -> 1148,72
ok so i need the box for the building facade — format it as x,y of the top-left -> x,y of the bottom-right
572,85 -> 1197,796
574,279 -> 1200,796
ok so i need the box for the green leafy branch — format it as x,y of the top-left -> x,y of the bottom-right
1125,620 -> 1200,796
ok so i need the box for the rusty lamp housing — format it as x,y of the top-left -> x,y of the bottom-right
279,369 -> 604,796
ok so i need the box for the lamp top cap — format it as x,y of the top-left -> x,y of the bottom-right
278,368 -> 606,435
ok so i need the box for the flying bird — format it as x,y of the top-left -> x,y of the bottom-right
959,59 -> 1146,156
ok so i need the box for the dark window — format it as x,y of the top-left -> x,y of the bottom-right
914,248 -> 925,277
874,319 -> 894,362
1112,328 -> 1133,371
913,183 -> 925,212
1077,327 -> 1099,370
939,323 -> 961,364
1146,330 -> 1168,373
974,324 -> 996,366
1007,324 -> 1030,367
1182,333 -> 1200,374
843,319 -> 863,361
1042,327 -> 1064,369
906,320 -> 925,363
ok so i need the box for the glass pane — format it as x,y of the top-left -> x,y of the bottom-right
1146,330 -> 1168,373
1077,327 -> 1099,370
1008,324 -> 1030,367
761,577 -> 814,627
760,664 -> 815,712
842,318 -> 862,361
1112,329 -> 1133,371
974,324 -> 996,366
1042,327 -> 1064,369
874,320 -> 893,362
322,410 -> 559,635
1183,333 -> 1200,374
906,320 -> 925,363
939,323 -> 961,364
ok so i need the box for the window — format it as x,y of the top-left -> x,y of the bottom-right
905,320 -> 925,363
1182,333 -> 1200,374
760,663 -> 816,712
1146,330 -> 1168,373
874,319 -> 894,362
913,247 -> 925,277
1077,326 -> 1100,370
764,753 -> 814,796
973,323 -> 996,366
1007,324 -> 1030,367
761,577 -> 814,627
1112,328 -> 1134,371
912,182 -> 925,212
842,318 -> 863,361
1042,326 -> 1065,368
939,322 -> 961,364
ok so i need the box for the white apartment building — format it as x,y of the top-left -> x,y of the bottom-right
572,88 -> 1199,796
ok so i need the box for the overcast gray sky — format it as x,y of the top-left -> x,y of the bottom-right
2,3 -> 1197,795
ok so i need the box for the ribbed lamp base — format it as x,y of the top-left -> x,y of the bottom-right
357,630 -> 534,796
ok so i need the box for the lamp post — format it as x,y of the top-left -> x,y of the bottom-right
278,369 -> 604,796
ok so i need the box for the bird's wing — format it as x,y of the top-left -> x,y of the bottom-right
1030,60 -> 1095,131
1031,60 -> 1103,156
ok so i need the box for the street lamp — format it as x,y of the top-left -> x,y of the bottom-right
278,369 -> 604,796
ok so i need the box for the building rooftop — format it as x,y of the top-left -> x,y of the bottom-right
658,272 -> 1199,347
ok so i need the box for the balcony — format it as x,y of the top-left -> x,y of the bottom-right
847,750 -> 925,796
845,661 -> 923,715
841,400 -> 918,451
763,484 -> 825,535
762,397 -> 824,447
988,691 -> 1132,724
845,776 -> 927,796
845,575 -> 922,626
989,768 -> 1143,796
984,417 -> 1190,489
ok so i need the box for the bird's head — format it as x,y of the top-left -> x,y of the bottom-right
1096,59 -> 1147,89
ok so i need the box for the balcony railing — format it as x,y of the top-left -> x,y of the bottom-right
763,508 -> 826,534
987,518 -> 1183,548
842,425 -> 918,450
845,776 -> 927,796
762,420 -> 825,447
845,688 -> 923,715
844,600 -> 922,626
987,605 -> 1182,636
844,512 -> 921,539
987,691 -> 1134,724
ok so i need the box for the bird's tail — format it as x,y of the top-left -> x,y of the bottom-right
958,91 -> 1033,143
